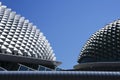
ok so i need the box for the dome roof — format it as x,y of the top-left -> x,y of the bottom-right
78,20 -> 120,63
0,3 -> 56,61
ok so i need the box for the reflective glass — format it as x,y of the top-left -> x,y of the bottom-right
18,65 -> 28,71
38,65 -> 46,71
18,64 -> 35,71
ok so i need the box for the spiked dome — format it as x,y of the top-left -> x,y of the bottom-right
74,20 -> 120,70
78,20 -> 120,63
0,2 -> 57,63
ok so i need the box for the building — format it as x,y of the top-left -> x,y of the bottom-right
0,2 -> 61,71
74,20 -> 120,71
0,2 -> 120,80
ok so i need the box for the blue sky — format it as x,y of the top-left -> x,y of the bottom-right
0,0 -> 120,69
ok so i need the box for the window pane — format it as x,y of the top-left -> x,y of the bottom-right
18,65 -> 28,71
38,65 -> 46,71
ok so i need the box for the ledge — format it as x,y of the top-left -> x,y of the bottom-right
0,54 -> 61,68
74,62 -> 120,71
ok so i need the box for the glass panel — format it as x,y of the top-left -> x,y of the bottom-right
18,65 -> 28,71
18,64 -> 36,71
38,65 -> 46,71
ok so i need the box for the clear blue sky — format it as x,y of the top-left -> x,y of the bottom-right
0,0 -> 120,69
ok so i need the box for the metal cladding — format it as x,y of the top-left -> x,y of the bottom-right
78,20 -> 120,63
0,2 -> 56,61
0,71 -> 120,80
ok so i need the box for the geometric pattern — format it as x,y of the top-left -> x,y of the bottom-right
78,19 -> 120,63
0,2 -> 56,61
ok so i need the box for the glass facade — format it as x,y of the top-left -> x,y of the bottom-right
0,63 -> 62,71
38,65 -> 54,71
18,64 -> 35,71
0,57 -> 62,71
